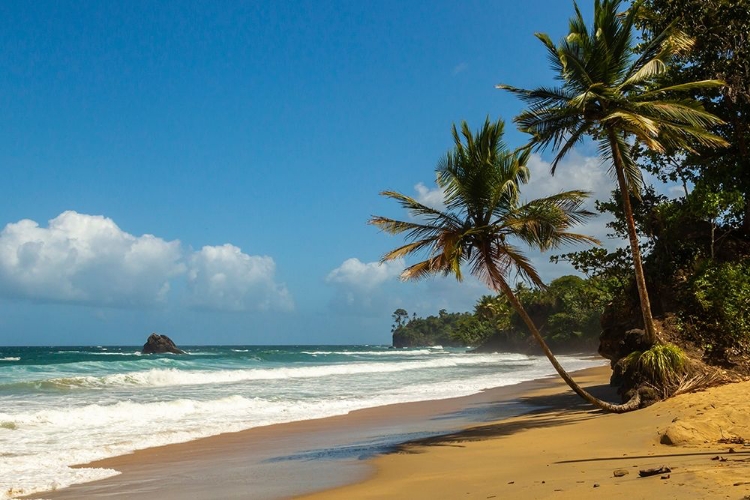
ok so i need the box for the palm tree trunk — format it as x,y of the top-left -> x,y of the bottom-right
607,128 -> 658,346
495,280 -> 641,413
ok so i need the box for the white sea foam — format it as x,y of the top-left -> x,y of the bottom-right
0,357 -> 20,362
0,349 -> 606,500
36,354 -> 524,389
301,349 -> 436,356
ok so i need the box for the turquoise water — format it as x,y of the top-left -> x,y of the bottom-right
0,345 -> 605,498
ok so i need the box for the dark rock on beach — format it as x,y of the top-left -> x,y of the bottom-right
141,333 -> 186,355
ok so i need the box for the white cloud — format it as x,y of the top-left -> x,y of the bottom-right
0,211 -> 294,312
414,182 -> 446,211
325,258 -> 404,312
325,256 -> 488,318
187,244 -> 293,312
326,257 -> 403,291
525,151 -> 611,202
0,211 -> 183,306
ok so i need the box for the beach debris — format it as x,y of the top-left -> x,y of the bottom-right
593,483 -> 600,488
639,466 -> 671,477
141,333 -> 186,355
660,474 -> 670,480
613,469 -> 629,477
718,436 -> 745,445
711,455 -> 728,462
507,481 -> 514,484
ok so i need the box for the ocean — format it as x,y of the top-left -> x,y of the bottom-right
0,345 -> 606,499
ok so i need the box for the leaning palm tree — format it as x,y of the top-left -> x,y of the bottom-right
497,0 -> 728,345
371,118 -> 640,412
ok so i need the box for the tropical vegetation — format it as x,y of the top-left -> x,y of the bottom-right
375,0 -> 750,411
497,0 -> 728,345
392,274 -> 613,351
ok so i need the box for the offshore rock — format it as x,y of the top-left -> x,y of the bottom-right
141,333 -> 186,355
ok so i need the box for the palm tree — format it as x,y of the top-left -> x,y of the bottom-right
497,0 -> 728,345
371,118 -> 640,412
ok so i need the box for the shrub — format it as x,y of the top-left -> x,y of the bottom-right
690,260 -> 750,350
624,343 -> 690,387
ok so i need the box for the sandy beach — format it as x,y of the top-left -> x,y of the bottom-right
24,365 -> 750,499
302,368 -> 750,500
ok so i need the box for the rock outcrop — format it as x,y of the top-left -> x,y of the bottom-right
141,333 -> 186,354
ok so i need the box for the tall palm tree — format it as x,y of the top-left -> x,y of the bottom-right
371,118 -> 640,412
497,0 -> 728,345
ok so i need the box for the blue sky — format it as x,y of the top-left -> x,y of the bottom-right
0,0 -> 634,346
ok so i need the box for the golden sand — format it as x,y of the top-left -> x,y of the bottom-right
300,367 -> 750,499
26,366 -> 750,499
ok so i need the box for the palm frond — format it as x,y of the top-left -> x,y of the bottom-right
400,256 -> 458,282
636,79 -> 725,99
373,119 -> 598,309
380,239 -> 440,261
550,122 -> 593,173
621,57 -> 668,87
507,191 -> 600,249
378,191 -> 461,226
630,100 -> 726,129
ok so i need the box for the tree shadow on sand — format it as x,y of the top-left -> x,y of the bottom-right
396,383 -> 621,453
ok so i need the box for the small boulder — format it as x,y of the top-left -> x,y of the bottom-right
142,333 -> 186,355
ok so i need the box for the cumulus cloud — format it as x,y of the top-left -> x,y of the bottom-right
0,211 -> 293,312
326,258 -> 404,291
0,211 -> 183,306
325,256 -> 488,317
325,258 -> 404,312
525,152 -> 611,202
414,182 -> 446,211
187,244 -> 293,312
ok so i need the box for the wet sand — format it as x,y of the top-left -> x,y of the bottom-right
26,366 -> 615,499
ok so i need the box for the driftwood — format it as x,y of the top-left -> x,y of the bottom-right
638,466 -> 671,478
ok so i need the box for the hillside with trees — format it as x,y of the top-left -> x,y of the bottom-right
391,274 -> 613,353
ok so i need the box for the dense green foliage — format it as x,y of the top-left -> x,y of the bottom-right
557,184 -> 750,361
638,0 -> 750,231
547,1 -> 750,368
391,309 -> 482,348
684,260 -> 750,355
498,0 -> 728,345
391,275 -> 612,351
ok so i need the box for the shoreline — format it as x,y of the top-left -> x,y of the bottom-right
24,365 -> 612,499
300,371 -> 750,499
